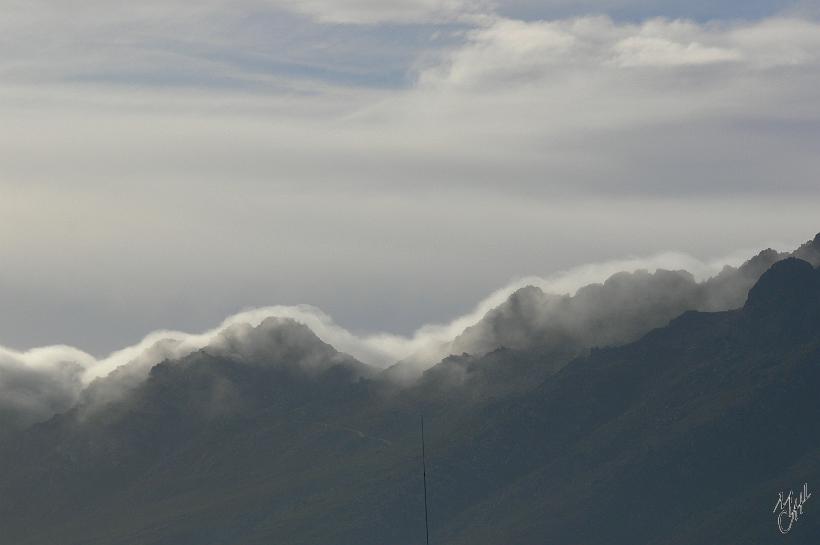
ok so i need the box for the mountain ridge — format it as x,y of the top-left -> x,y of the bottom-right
0,240 -> 818,544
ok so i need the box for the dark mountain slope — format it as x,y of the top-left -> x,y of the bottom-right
432,258 -> 820,544
0,260 -> 818,544
0,319 -> 395,545
448,233 -> 820,362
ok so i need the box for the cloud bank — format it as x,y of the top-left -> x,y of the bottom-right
0,346 -> 90,429
5,231 -> 820,426
0,249 -> 751,426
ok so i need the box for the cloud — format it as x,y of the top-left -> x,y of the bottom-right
72,249 -> 748,382
0,0 -> 457,93
612,35 -> 740,67
5,232 -> 820,424
355,15 -> 820,199
3,14 -> 819,204
415,15 -> 820,90
274,0 -> 491,24
448,261 -> 755,358
0,346 -> 91,429
0,248 -> 751,426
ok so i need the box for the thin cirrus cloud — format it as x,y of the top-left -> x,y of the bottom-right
274,0 -> 492,24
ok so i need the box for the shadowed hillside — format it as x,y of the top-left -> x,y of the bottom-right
0,257 -> 818,543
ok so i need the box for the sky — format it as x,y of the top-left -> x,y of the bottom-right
1,0 -> 819,357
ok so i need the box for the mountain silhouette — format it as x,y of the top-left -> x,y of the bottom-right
0,252 -> 819,543
431,257 -> 820,544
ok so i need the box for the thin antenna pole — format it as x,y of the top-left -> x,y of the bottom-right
421,415 -> 430,545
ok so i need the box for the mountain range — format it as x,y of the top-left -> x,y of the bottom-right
0,234 -> 819,544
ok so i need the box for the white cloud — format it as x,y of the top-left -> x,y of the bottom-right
0,346 -> 90,427
612,36 -> 740,67
273,0 -> 491,24
46,249 -> 751,382
729,17 -> 820,67
0,247 -> 749,426
416,16 -> 820,90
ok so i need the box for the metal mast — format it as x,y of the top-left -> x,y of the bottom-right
421,415 -> 430,545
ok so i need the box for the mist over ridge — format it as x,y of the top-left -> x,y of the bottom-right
0,233 -> 817,429
3,1 -> 819,541
2,242 -> 820,545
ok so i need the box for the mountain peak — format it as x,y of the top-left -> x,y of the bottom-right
744,258 -> 818,311
791,232 -> 820,267
738,247 -> 783,274
211,317 -> 327,359
207,317 -> 366,375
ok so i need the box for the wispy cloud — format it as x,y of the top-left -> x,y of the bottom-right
275,0 -> 492,24
0,248 -> 751,426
